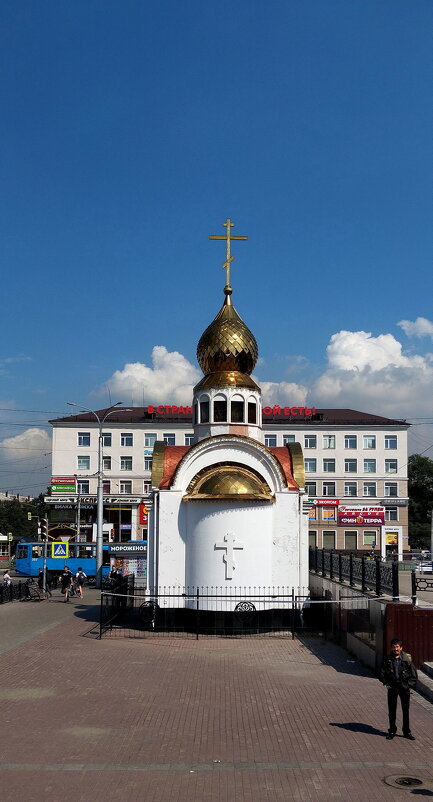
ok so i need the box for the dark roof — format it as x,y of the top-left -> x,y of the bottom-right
50,407 -> 408,427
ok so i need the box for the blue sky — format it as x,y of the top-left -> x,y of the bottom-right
1,0 -> 433,494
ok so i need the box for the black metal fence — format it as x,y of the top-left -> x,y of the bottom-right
99,585 -> 316,639
411,572 -> 433,604
309,547 -> 399,599
0,581 -> 29,603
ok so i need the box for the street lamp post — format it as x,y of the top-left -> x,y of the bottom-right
67,402 -> 124,588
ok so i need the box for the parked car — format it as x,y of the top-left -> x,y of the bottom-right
417,561 -> 433,574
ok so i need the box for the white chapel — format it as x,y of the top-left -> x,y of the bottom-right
147,220 -> 309,596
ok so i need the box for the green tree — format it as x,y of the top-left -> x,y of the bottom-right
0,492 -> 48,543
408,454 -> 433,549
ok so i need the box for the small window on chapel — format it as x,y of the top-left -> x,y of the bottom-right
214,399 -> 227,422
231,400 -> 244,423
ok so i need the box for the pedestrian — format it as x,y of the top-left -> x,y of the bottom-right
3,569 -> 12,587
74,567 -> 87,598
60,565 -> 73,602
380,637 -> 417,740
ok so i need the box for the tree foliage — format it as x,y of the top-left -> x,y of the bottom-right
408,454 -> 433,549
0,493 -> 48,543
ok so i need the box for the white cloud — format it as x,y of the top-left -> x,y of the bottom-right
398,317 -> 433,339
98,346 -> 201,405
1,428 -> 51,462
312,330 -> 433,420
0,428 -> 52,496
258,380 -> 308,406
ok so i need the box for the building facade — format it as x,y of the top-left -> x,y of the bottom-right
48,404 -> 409,561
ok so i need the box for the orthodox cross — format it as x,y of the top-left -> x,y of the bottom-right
214,532 -> 244,580
209,218 -> 248,290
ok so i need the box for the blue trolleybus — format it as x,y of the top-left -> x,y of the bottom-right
15,540 -> 148,581
15,541 -> 112,580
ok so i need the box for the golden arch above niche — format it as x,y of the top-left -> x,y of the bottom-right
183,462 -> 274,502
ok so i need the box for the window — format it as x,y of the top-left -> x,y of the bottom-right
345,459 -> 357,472
103,456 -> 111,471
144,457 -> 153,471
283,434 -> 295,445
322,531 -> 335,549
200,399 -> 209,423
304,435 -> 317,449
305,481 -> 317,496
323,459 -> 335,472
384,482 -> 398,497
163,433 -> 175,445
363,459 -> 376,473
363,482 -> 376,497
77,479 -> 89,494
305,459 -> 317,473
345,435 -> 357,449
184,433 -> 194,446
385,435 -> 397,449
248,402 -> 257,424
231,399 -> 244,423
385,459 -> 398,474
309,531 -> 317,548
102,432 -> 112,447
363,531 -> 377,547
345,482 -> 357,497
363,435 -> 376,449
77,456 -> 90,471
78,432 -> 90,447
121,433 -> 133,447
214,398 -> 227,422
323,435 -> 335,449
265,435 -> 277,447
102,480 -> 110,494
120,456 -> 132,471
145,433 -> 157,448
344,531 -> 357,550
120,480 -> 132,494
143,482 -> 151,494
322,482 -> 336,496
385,507 -> 398,522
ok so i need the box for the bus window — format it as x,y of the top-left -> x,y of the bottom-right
31,546 -> 43,558
77,544 -> 95,559
16,545 -> 28,560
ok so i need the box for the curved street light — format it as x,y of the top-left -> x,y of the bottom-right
67,401 -> 126,587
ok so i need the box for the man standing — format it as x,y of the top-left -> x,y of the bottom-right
380,637 -> 417,740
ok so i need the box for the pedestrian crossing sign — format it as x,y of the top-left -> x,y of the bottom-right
51,542 -> 69,558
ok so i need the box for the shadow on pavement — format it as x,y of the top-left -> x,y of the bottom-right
296,635 -> 374,677
329,721 -> 386,737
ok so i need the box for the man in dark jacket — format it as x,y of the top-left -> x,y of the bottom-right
380,638 -> 417,740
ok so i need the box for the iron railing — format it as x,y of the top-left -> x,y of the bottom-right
309,547 -> 399,599
99,585 -> 313,639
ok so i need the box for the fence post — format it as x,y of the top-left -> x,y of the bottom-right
99,591 -> 103,639
375,557 -> 381,596
321,548 -> 326,578
361,555 -> 366,593
329,549 -> 334,580
314,546 -> 318,573
196,587 -> 200,640
349,553 -> 354,586
411,570 -> 417,606
291,587 -> 295,640
392,561 -> 399,601
338,551 -> 342,583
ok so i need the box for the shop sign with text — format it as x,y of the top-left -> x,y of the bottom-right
338,505 -> 385,527
51,477 -> 76,493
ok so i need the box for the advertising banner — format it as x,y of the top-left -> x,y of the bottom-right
51,477 -> 76,493
139,504 -> 148,525
322,508 -> 337,522
338,505 -> 385,527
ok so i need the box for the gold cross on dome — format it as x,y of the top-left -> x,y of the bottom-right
209,218 -> 248,289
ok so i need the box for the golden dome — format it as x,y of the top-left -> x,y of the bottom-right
197,293 -> 258,375
184,463 -> 273,501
